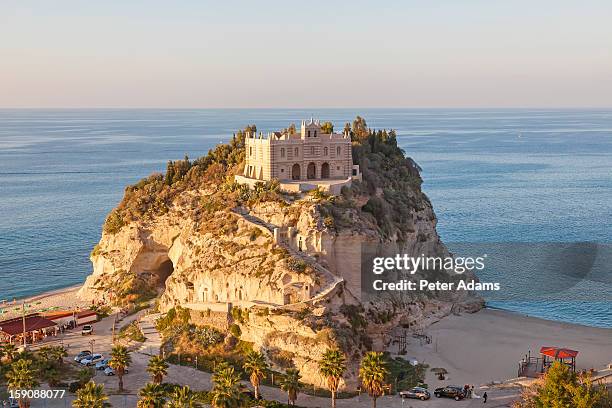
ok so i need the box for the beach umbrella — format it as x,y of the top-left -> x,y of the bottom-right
430,367 -> 448,380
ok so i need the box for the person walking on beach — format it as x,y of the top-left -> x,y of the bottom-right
483,392 -> 488,403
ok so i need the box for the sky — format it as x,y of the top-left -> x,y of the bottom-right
1,0 -> 611,108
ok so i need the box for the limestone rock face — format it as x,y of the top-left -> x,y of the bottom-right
79,173 -> 482,389
79,207 -> 320,309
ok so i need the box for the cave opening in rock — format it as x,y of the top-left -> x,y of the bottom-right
155,259 -> 174,288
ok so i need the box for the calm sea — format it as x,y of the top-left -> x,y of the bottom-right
0,109 -> 610,327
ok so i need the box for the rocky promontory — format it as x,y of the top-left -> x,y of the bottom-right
78,117 -> 482,387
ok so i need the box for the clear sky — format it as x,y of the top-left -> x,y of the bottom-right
1,0 -> 611,108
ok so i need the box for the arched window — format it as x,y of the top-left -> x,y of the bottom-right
308,130 -> 311,137
314,131 -> 317,137
294,147 -> 299,156
336,146 -> 341,156
250,147 -> 253,156
281,148 -> 285,158
310,146 -> 314,155
324,147 -> 328,156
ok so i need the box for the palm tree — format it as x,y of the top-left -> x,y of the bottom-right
6,359 -> 39,408
50,345 -> 68,366
146,355 -> 169,384
358,352 -> 389,408
319,349 -> 346,408
2,343 -> 18,363
243,350 -> 268,400
167,385 -> 199,408
279,368 -> 301,406
72,381 -> 110,408
109,344 -> 132,392
137,382 -> 165,408
211,362 -> 243,408
37,346 -> 53,363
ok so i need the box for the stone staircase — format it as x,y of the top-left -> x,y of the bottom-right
231,208 -> 345,307
137,312 -> 162,356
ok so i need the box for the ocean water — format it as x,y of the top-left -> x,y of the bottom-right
0,109 -> 610,327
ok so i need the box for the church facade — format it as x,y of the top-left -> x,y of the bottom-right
242,119 -> 354,182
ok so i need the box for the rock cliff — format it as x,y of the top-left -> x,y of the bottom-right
78,119 -> 483,387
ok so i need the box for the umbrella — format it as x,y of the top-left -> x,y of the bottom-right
431,367 -> 448,379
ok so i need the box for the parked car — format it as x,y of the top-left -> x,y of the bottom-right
80,353 -> 103,366
81,325 -> 93,335
434,386 -> 465,401
74,350 -> 92,362
400,386 -> 431,400
95,358 -> 111,370
104,366 -> 128,376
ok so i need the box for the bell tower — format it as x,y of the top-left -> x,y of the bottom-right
300,117 -> 321,139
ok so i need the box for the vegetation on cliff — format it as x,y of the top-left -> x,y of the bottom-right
318,116 -> 428,239
103,116 -> 427,243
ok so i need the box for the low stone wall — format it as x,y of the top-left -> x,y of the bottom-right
234,175 -> 264,189
235,175 -> 352,195
185,302 -> 231,331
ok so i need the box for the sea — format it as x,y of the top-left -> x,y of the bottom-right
0,109 -> 610,328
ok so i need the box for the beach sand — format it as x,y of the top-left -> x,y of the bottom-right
0,285 -> 88,320
402,308 -> 612,387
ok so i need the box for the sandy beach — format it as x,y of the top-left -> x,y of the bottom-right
0,284 -> 88,320
403,308 -> 612,387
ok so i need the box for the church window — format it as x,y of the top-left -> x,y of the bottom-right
281,148 -> 285,158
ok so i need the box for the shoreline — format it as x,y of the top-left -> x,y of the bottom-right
483,303 -> 611,330
1,283 -> 82,305
0,284 -> 87,320
22,283 -> 83,302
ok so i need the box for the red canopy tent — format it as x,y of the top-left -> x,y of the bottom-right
539,346 -> 579,372
0,314 -> 58,344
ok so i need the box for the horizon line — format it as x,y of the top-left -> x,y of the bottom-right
1,106 -> 612,110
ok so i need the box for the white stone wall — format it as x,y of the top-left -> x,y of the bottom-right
243,120 -> 353,183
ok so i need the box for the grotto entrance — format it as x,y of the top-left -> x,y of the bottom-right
154,259 -> 174,288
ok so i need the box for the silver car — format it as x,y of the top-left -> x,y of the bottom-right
104,366 -> 128,376
73,351 -> 91,362
95,358 -> 111,370
80,353 -> 103,366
